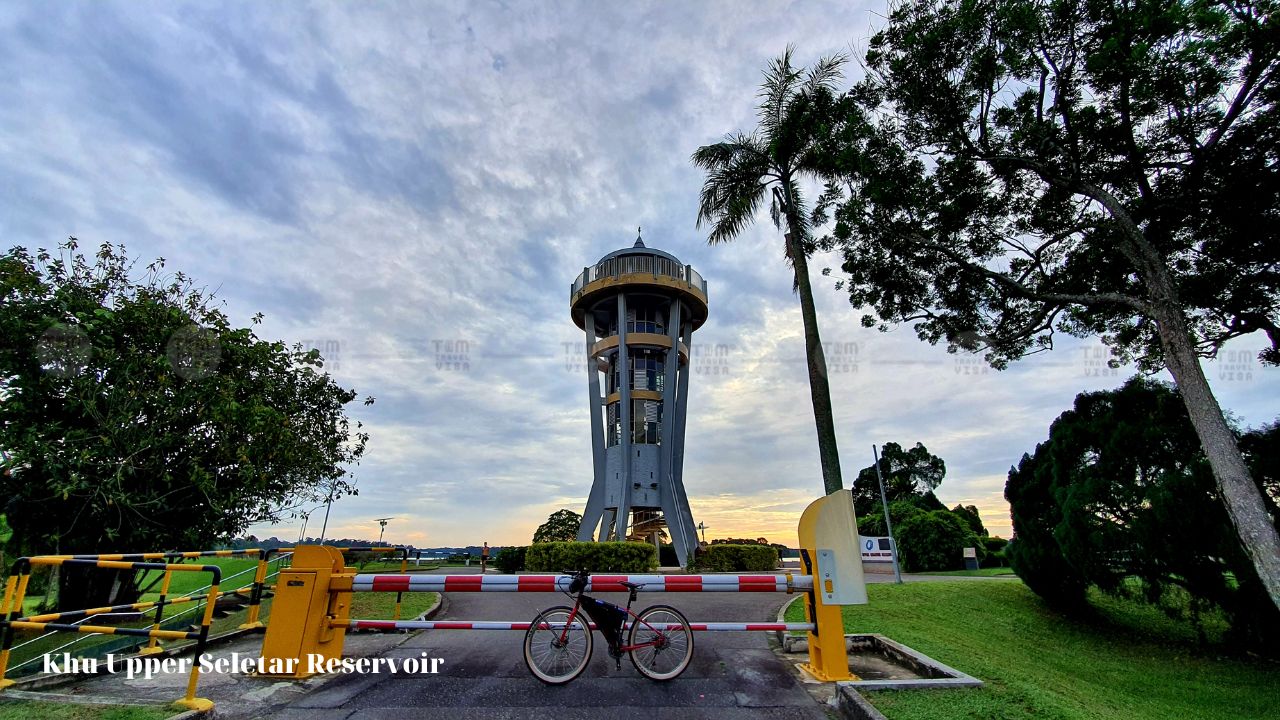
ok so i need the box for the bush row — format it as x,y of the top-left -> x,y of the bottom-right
525,541 -> 658,573
688,543 -> 777,572
494,546 -> 527,573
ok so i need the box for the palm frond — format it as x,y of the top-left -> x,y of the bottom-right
692,135 -> 772,244
803,53 -> 847,95
758,46 -> 803,138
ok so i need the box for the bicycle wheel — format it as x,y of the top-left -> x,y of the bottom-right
627,604 -> 694,681
524,605 -> 593,684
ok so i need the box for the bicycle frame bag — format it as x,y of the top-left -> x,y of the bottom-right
579,596 -> 627,648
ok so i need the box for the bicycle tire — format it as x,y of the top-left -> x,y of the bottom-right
524,605 -> 593,684
627,604 -> 693,681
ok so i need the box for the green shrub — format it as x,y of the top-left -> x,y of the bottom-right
896,510 -> 981,572
689,544 -> 778,572
525,541 -> 657,573
494,546 -> 527,573
982,536 -> 1010,566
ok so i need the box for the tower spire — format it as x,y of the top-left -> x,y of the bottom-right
634,226 -> 645,248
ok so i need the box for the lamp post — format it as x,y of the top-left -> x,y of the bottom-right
375,517 -> 396,545
872,444 -> 904,584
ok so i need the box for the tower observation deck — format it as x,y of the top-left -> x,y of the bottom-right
570,233 -> 709,567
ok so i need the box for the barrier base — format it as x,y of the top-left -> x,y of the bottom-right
237,621 -> 265,630
0,679 -> 14,689
172,697 -> 214,712
137,646 -> 164,656
798,662 -> 856,683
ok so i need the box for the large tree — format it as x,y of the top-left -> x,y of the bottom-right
1006,378 -> 1279,649
692,48 -> 848,495
852,441 -> 946,520
820,0 -> 1280,609
533,509 -> 583,544
0,240 -> 371,608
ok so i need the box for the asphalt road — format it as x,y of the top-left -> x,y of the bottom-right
266,567 -> 835,720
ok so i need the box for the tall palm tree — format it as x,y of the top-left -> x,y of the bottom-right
692,48 -> 847,495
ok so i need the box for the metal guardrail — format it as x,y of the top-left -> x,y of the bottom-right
0,558 -> 222,711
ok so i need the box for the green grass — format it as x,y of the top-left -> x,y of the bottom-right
916,567 -> 1017,577
137,557 -> 262,598
0,701 -> 170,720
350,591 -> 437,619
784,581 -> 1279,720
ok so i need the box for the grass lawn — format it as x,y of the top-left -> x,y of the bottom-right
137,557 -> 263,598
916,567 -> 1017,577
0,701 -> 170,720
350,591 -> 437,619
784,581 -> 1279,720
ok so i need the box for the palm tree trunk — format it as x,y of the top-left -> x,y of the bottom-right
782,216 -> 844,495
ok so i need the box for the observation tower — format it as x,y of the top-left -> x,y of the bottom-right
570,231 -> 709,567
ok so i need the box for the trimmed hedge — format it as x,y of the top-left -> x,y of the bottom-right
689,544 -> 778,572
494,546 -> 527,573
525,541 -> 657,573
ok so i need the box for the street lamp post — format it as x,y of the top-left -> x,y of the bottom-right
872,444 -> 904,584
375,518 -> 396,545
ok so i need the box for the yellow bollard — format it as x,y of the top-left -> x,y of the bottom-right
796,489 -> 868,682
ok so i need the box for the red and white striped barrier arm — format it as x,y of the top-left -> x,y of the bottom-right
338,619 -> 815,632
350,574 -> 812,593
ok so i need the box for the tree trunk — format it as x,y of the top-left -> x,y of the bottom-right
1152,301 -> 1280,613
783,224 -> 844,495
56,565 -> 141,613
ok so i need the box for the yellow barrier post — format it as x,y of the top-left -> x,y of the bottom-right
394,549 -> 407,621
258,545 -> 352,678
797,488 -> 868,682
139,567 -> 174,656
239,550 -> 271,630
0,566 -> 33,689
174,571 -> 220,713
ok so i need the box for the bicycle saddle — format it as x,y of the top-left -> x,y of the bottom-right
620,580 -> 644,590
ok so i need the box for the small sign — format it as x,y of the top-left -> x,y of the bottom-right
962,547 -> 977,558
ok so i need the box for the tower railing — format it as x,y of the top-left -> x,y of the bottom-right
570,258 -> 708,300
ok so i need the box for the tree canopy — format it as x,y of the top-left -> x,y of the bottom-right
816,0 -> 1280,610
1006,377 -> 1279,650
852,441 -> 946,521
533,509 -> 583,544
0,240 -> 371,606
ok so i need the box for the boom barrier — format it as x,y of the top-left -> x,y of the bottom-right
261,490 -> 868,683
340,619 -> 816,632
350,573 -> 809,593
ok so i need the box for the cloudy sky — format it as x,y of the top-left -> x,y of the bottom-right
3,1 -> 1276,548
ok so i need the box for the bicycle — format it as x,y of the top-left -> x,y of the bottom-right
523,569 -> 694,684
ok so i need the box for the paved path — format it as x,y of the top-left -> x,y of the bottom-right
266,568 -> 835,720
